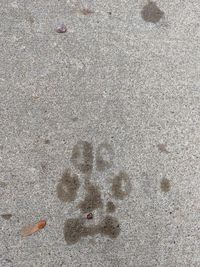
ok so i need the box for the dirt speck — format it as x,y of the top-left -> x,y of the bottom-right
57,169 -> 80,202
1,214 -> 12,220
141,1 -> 164,23
86,213 -> 93,219
106,201 -> 116,213
71,141 -> 93,173
96,143 -> 114,172
111,171 -> 131,199
81,9 -> 94,15
78,184 -> 103,213
160,178 -> 171,192
99,216 -> 120,238
157,143 -> 169,153
56,23 -> 67,33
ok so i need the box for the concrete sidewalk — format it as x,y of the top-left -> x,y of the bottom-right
0,0 -> 200,266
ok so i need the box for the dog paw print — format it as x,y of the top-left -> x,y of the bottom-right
56,141 -> 131,245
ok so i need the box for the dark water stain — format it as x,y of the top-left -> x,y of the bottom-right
0,181 -> 7,188
111,171 -> 131,200
106,201 -> 116,213
1,214 -> 12,220
57,169 -> 80,202
64,216 -> 120,244
28,16 -> 34,25
25,14 -> 34,25
71,117 -> 78,122
29,17 -> 34,24
96,143 -> 114,172
71,141 -> 93,173
64,218 -> 90,244
78,184 -> 103,213
44,139 -> 50,144
141,1 -> 164,23
157,143 -> 169,153
160,178 -> 171,192
99,216 -> 120,238
81,9 -> 94,15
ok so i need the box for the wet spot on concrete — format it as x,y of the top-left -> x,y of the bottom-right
81,9 -> 94,15
112,171 -> 131,199
141,1 -> 164,23
57,170 -> 80,202
71,117 -> 78,122
160,178 -> 171,192
96,143 -> 114,172
64,216 -> 120,244
64,218 -> 89,244
157,143 -> 169,153
28,16 -> 34,25
25,13 -> 34,26
0,181 -> 7,188
99,216 -> 120,238
78,184 -> 103,213
1,214 -> 12,220
71,141 -> 93,173
106,201 -> 116,213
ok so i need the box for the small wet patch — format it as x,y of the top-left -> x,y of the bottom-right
1,214 -> 12,220
64,216 -> 120,244
141,1 -> 164,23
160,178 -> 171,192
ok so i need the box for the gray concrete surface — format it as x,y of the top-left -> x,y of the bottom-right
0,0 -> 200,266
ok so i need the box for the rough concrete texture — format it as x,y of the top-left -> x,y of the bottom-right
0,0 -> 200,266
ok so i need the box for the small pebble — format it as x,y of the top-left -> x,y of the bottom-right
55,24 -> 67,33
86,213 -> 93,220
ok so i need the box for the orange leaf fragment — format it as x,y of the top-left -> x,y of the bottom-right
21,219 -> 46,237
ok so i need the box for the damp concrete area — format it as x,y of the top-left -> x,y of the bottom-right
0,0 -> 200,266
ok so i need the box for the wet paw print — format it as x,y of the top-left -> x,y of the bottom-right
56,141 -> 131,245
